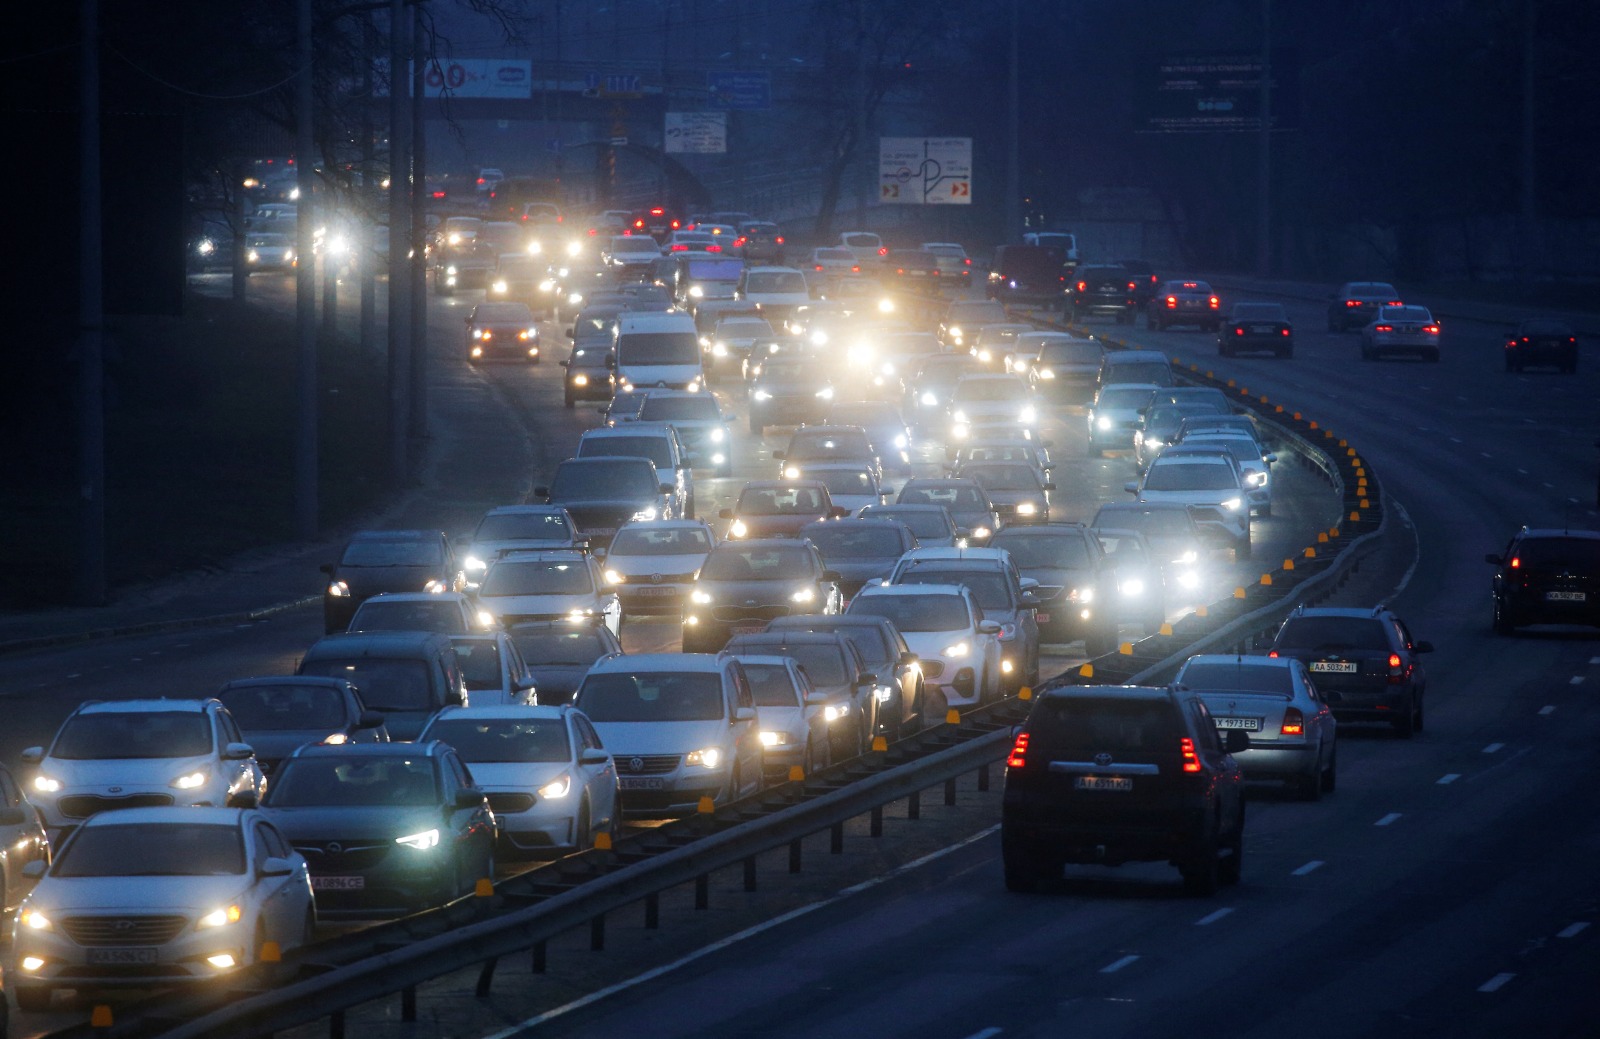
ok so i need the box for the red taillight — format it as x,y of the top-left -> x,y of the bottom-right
634,219 -> 645,229
1267,650 -> 1279,658
650,207 -> 665,216
896,267 -> 906,274
1423,325 -> 1440,335
775,236 -> 785,244
1280,328 -> 1291,336
1149,274 -> 1157,283
878,246 -> 887,256
1208,296 -> 1220,308
556,215 -> 563,223
1127,281 -> 1137,291
965,258 -> 973,266
476,177 -> 485,185
1387,652 -> 1405,684
1386,299 -> 1404,306
1345,300 -> 1361,307
1374,324 -> 1393,333
671,219 -> 681,229
814,264 -> 823,271
1165,296 -> 1177,308
587,228 -> 597,236
670,244 -> 687,251
1076,281 -> 1087,292
734,237 -> 747,247
1006,731 -> 1029,769
430,190 -> 446,199
1180,737 -> 1202,772
706,244 -> 721,252
851,265 -> 861,273
1281,707 -> 1304,736
520,214 -> 528,221
1234,327 -> 1245,336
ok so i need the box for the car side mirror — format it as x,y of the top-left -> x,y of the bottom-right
579,748 -> 610,765
1484,553 -> 1502,565
1223,728 -> 1251,753
260,856 -> 294,877
659,482 -> 676,495
0,806 -> 24,826
357,710 -> 386,730
856,672 -> 875,686
223,742 -> 255,761
20,746 -> 43,764
534,486 -> 550,499
1264,453 -> 1278,464
978,620 -> 1002,635
456,787 -> 487,809
1124,482 -> 1139,494
1414,640 -> 1434,653
23,859 -> 47,879
559,358 -> 570,367
734,706 -> 756,723
822,569 -> 842,583
1019,578 -> 1040,592
829,507 -> 851,519
899,651 -> 918,666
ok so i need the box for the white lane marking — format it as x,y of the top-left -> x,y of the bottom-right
478,825 -> 1001,1038
1516,468 -> 1528,475
1478,972 -> 1515,993
1543,482 -> 1553,489
1292,860 -> 1324,875
1590,656 -> 1600,665
1557,922 -> 1590,939
1449,436 -> 1463,444
1572,676 -> 1586,685
1195,908 -> 1234,926
1480,452 -> 1492,459
961,1030 -> 1004,1039
1375,813 -> 1402,827
66,674 -> 81,679
1539,705 -> 1556,715
1483,743 -> 1505,754
1100,955 -> 1140,973
1438,773 -> 1461,785
1380,500 -> 1420,606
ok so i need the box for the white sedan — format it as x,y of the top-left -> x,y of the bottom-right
10,807 -> 314,1010
846,584 -> 1002,710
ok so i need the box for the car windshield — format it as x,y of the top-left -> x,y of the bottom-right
639,396 -> 720,422
1512,537 -> 1600,568
298,658 -> 433,712
1029,698 -> 1177,756
220,685 -> 347,730
1381,306 -> 1432,322
476,304 -> 533,323
991,533 -> 1090,569
861,507 -> 950,540
802,469 -> 874,496
737,485 -> 826,515
618,332 -> 699,365
842,234 -> 880,248
266,755 -> 440,807
475,512 -> 571,542
849,594 -> 969,632
899,484 -> 986,510
1096,386 -> 1156,410
450,639 -> 505,690
350,599 -> 467,634
789,432 -> 870,459
687,258 -> 744,279
424,718 -> 570,763
550,460 -> 658,500
1104,362 -> 1171,385
1276,617 -> 1389,652
51,712 -> 212,760
718,319 -> 773,337
896,568 -> 1010,610
804,524 -> 903,559
577,672 -> 724,722
1147,404 -> 1225,432
954,379 -> 1027,403
742,664 -> 803,707
779,645 -> 849,687
580,435 -> 672,468
746,272 -> 807,294
700,544 -> 815,580
1180,662 -> 1294,695
1093,507 -> 1194,538
1095,533 -> 1152,567
248,235 -> 288,247
1143,460 -> 1237,492
482,560 -> 594,596
965,466 -> 1041,492
510,627 -> 608,665
611,526 -> 713,555
53,824 -> 245,877
1037,341 -> 1103,364
1231,303 -> 1286,321
340,538 -> 441,567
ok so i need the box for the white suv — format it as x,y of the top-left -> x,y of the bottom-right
21,699 -> 266,841
846,584 -> 1003,709
1125,448 -> 1252,559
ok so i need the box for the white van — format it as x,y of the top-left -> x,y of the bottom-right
613,311 -> 704,392
736,266 -> 811,323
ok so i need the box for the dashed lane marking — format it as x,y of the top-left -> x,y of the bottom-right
1557,922 -> 1590,939
1477,973 -> 1515,993
1292,861 -> 1324,875
1483,743 -> 1505,754
1195,908 -> 1234,926
1375,813 -> 1402,827
1539,705 -> 1556,715
1438,774 -> 1461,784
1100,955 -> 1140,974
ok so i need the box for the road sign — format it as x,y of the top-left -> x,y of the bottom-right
878,137 -> 972,205
584,73 -> 644,99
664,112 -> 727,154
707,71 -> 772,111
376,59 -> 532,99
1140,51 -> 1299,133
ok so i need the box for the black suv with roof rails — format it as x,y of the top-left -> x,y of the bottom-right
1001,684 -> 1247,895
1265,605 -> 1431,737
1486,527 -> 1600,633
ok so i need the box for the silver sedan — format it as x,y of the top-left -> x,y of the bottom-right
1361,304 -> 1441,362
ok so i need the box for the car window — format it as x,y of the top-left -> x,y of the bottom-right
0,769 -> 21,807
1275,616 -> 1388,652
299,658 -> 434,712
1190,701 -> 1224,754
1178,662 -> 1294,694
577,672 -> 725,722
729,665 -> 754,710
573,715 -> 604,751
51,711 -> 213,760
52,823 -> 247,877
1029,698 -> 1179,756
743,663 -> 804,707
426,718 -> 572,763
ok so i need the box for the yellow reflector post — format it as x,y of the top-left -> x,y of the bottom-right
871,736 -> 888,752
945,709 -> 962,725
1018,686 -> 1033,700
1260,574 -> 1273,586
1305,547 -> 1317,557
1196,605 -> 1209,617
1159,623 -> 1173,636
788,764 -> 806,782
475,878 -> 495,896
1119,642 -> 1134,655
1234,587 -> 1248,598
592,831 -> 613,851
92,1006 -> 114,1028
1284,559 -> 1295,570
260,940 -> 282,963
1078,663 -> 1095,677
697,796 -> 716,814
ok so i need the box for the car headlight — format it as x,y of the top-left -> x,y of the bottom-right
710,428 -> 726,443
712,342 -> 728,357
1120,578 -> 1145,597
33,775 -> 61,794
538,774 -> 572,799
246,249 -> 260,263
170,769 -> 210,790
686,747 -> 722,769
948,326 -> 963,341
19,909 -> 53,931
759,730 -> 790,747
976,348 -> 993,363
198,905 -> 243,929
873,685 -> 892,703
395,828 -> 441,850
1247,471 -> 1269,488
728,519 -> 748,538
1038,368 -> 1055,379
920,391 -> 938,406
753,390 -> 773,401
492,280 -> 509,294
1019,406 -> 1037,424
691,589 -> 714,604
782,467 -> 800,479
445,265 -> 458,276
951,423 -> 970,440
816,386 -> 834,400
631,507 -> 658,522
944,641 -> 970,657
893,434 -> 908,448
970,526 -> 991,540
477,609 -> 496,627
424,579 -> 448,594
1177,569 -> 1202,590
566,241 -> 582,257
1221,497 -> 1243,511
1095,415 -> 1113,430
823,703 -> 851,722
811,330 -> 830,346
790,587 -> 816,604
327,580 -> 350,597
322,732 -> 349,745
567,608 -> 594,620
1074,586 -> 1094,604
465,555 -> 488,572
573,374 -> 589,386
604,569 -> 625,585
689,284 -> 704,298
951,409 -> 969,424
1016,502 -> 1037,516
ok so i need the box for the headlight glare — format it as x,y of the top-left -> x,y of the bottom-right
538,774 -> 572,799
395,828 -> 441,850
198,905 -> 243,929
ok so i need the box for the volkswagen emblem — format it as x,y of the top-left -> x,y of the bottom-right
1093,752 -> 1112,767
113,920 -> 136,932
650,573 -> 663,584
628,756 -> 645,773
325,842 -> 344,855
745,599 -> 758,606
108,786 -> 123,794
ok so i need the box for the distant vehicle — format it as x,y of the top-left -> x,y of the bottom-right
215,676 -> 388,775
838,231 -> 886,264
1021,231 -> 1078,261
244,232 -> 295,272
1360,304 -> 1441,363
1502,318 -> 1579,373
320,530 -> 465,633
1267,605 -> 1432,737
987,244 -> 1069,304
296,631 -> 468,740
920,242 -> 972,284
1327,281 -> 1402,332
682,538 -> 842,652
466,302 -> 540,363
1147,280 -> 1222,332
1125,448 -> 1252,559
734,221 -> 786,263
1219,302 -> 1294,358
1069,265 -> 1138,324
1486,527 -> 1600,633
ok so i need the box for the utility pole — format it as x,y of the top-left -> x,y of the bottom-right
386,0 -> 412,484
294,0 -> 319,538
76,0 -> 106,605
1004,0 -> 1019,243
1255,0 -> 1272,278
359,14 -> 377,356
853,0 -> 867,229
231,159 -> 249,302
409,2 -> 429,444
1519,0 -> 1537,278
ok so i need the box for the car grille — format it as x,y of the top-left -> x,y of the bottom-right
616,754 -> 680,775
294,842 -> 392,871
62,914 -> 188,946
57,794 -> 175,819
615,572 -> 696,585
712,605 -> 790,622
486,792 -> 536,814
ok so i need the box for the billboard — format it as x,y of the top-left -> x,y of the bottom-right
707,71 -> 772,111
374,59 -> 534,99
1141,52 -> 1299,133
878,137 -> 971,205
665,112 -> 727,154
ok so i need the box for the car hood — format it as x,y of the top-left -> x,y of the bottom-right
241,731 -> 341,763
483,592 -> 605,617
697,577 -> 816,606
1138,488 -> 1239,507
983,489 -> 1045,507
898,628 -> 974,660
756,705 -> 808,739
461,761 -> 569,790
46,755 -> 216,787
610,553 -> 708,577
28,874 -> 250,914
260,804 -> 448,841
588,719 -> 729,755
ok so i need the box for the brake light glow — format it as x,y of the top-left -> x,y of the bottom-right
878,246 -> 888,256
1165,295 -> 1177,308
1234,328 -> 1245,336
670,244 -> 688,251
1267,650 -> 1279,658
1423,325 -> 1440,335
1006,731 -> 1029,769
1281,328 -> 1291,336
1509,556 -> 1520,568
1180,737 -> 1201,772
1280,707 -> 1304,736
650,207 -> 664,216
430,190 -> 446,199
775,236 -> 785,244
814,264 -> 824,271
965,258 -> 973,266
1386,652 -> 1406,684
1387,299 -> 1404,306
1077,281 -> 1087,292
1208,296 -> 1220,308
1345,300 -> 1361,307
706,244 -> 721,252
734,237 -> 747,247
1374,324 -> 1393,333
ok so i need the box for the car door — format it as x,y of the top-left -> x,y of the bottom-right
252,820 -> 307,947
726,662 -> 761,795
571,714 -> 617,829
216,708 -> 262,800
442,751 -> 494,877
0,766 -> 48,908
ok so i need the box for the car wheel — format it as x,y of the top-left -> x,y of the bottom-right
1296,764 -> 1323,802
1001,834 -> 1050,893
1393,694 -> 1417,738
1493,598 -> 1515,635
1321,744 -> 1338,793
1218,809 -> 1244,887
15,986 -> 54,1012
1180,836 -> 1221,896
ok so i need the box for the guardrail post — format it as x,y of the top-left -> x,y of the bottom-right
977,763 -> 990,792
945,777 -> 958,805
789,838 -> 803,873
695,874 -> 709,909
330,1010 -> 345,1039
743,855 -> 758,891
645,892 -> 659,930
870,805 -> 883,837
908,790 -> 921,820
591,913 -> 605,951
475,957 -> 498,997
532,941 -> 546,974
831,822 -> 844,853
401,983 -> 417,1022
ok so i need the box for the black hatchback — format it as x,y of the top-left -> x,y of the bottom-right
1487,528 -> 1600,632
1266,606 -> 1432,737
1069,265 -> 1137,324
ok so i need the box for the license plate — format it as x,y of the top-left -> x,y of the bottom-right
584,527 -> 617,537
1251,324 -> 1276,334
633,586 -> 678,597
1074,775 -> 1132,791
1546,591 -> 1586,602
620,777 -> 665,790
729,623 -> 766,635
86,947 -> 159,965
1215,716 -> 1261,730
1310,661 -> 1358,673
1034,612 -> 1051,624
311,875 -> 366,891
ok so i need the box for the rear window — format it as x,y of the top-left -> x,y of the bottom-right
1274,616 -> 1389,652
1028,697 -> 1181,756
1178,662 -> 1294,695
1512,537 -> 1600,568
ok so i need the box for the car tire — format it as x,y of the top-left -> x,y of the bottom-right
1001,834 -> 1049,893
1180,837 -> 1221,897
15,986 -> 54,1012
1493,598 -> 1516,635
1393,694 -> 1417,738
1321,745 -> 1338,793
1218,809 -> 1244,887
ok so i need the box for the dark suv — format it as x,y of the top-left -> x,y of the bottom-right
321,530 -> 464,634
988,524 -> 1120,653
1486,528 -> 1600,632
1068,265 -> 1137,324
1001,685 -> 1247,895
1266,606 -> 1432,737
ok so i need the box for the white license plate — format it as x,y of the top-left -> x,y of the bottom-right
1310,661 -> 1358,673
1546,591 -> 1586,602
86,947 -> 159,965
584,527 -> 617,537
1074,775 -> 1132,792
1250,324 -> 1276,333
1215,716 -> 1262,731
729,622 -> 766,635
632,586 -> 678,597
311,875 -> 366,891
1034,612 -> 1051,624
620,777 -> 665,790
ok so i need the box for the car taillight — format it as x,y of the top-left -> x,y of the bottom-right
1508,556 -> 1520,569
1267,649 -> 1279,658
1006,731 -> 1029,769
1423,324 -> 1440,335
734,237 -> 747,247
1387,299 -> 1404,306
1280,328 -> 1291,336
775,236 -> 785,244
1234,327 -> 1245,336
1345,300 -> 1361,307
707,244 -> 721,252
1149,274 -> 1157,283
1387,652 -> 1405,684
851,265 -> 861,273
965,258 -> 973,266
1165,296 -> 1177,308
878,246 -> 888,256
1374,324 -> 1393,333
1208,296 -> 1220,308
1281,707 -> 1304,736
1180,737 -> 1202,772
1076,281 -> 1087,292
814,264 -> 824,271
650,208 -> 664,216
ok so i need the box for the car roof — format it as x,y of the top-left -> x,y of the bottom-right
484,504 -> 568,516
1284,606 -> 1392,619
727,630 -> 851,646
992,524 -> 1088,539
219,675 -> 355,692
428,704 -> 571,722
1181,654 -> 1296,671
854,583 -> 968,598
497,549 -> 590,562
616,518 -> 713,531
79,698 -> 212,714
359,591 -> 469,604
586,652 -> 725,674
288,740 -> 449,759
79,806 -> 250,828
1036,684 -> 1173,704
742,479 -> 829,490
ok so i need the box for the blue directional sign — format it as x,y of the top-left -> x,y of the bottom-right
707,71 -> 771,111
